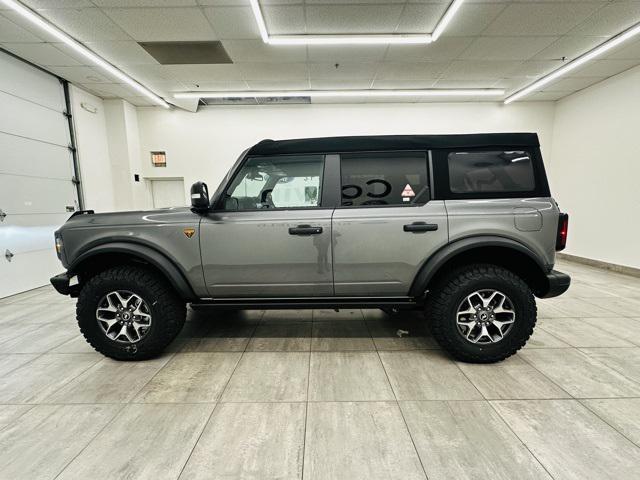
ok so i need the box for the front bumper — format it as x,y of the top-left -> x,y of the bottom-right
540,270 -> 571,298
50,272 -> 79,297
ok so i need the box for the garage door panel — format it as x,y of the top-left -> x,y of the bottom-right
0,175 -> 76,215
0,213 -> 70,254
0,132 -> 73,180
0,53 -> 65,112
0,90 -> 70,147
0,248 -> 62,298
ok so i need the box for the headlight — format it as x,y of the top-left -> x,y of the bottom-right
55,235 -> 64,258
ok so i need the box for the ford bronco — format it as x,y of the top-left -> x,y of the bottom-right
51,133 -> 570,363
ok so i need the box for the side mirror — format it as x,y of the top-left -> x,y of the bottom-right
190,181 -> 210,211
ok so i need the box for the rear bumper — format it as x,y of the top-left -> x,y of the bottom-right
50,272 -> 79,297
540,270 -> 571,298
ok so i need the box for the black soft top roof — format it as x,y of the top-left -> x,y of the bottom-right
248,133 -> 539,156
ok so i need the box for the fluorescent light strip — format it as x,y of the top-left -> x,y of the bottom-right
1,0 -> 170,108
505,20 -> 640,104
175,89 -> 504,99
248,0 -> 464,46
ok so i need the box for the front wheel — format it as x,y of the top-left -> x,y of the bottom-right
76,266 -> 186,360
426,264 -> 536,363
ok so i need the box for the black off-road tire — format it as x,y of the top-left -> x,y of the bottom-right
76,266 -> 186,361
425,264 -> 536,363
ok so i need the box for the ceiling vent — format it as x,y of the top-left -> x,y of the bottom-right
138,41 -> 232,65
202,96 -> 311,106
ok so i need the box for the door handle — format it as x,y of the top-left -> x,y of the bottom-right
289,225 -> 323,236
403,222 -> 438,233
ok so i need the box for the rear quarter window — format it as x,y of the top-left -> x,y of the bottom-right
432,148 -> 549,199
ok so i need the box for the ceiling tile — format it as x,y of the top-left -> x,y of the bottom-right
532,35 -> 610,62
309,78 -> 372,90
604,38 -> 640,60
0,10 -> 60,42
372,79 -> 438,89
441,3 -> 507,37
441,60 -> 520,80
92,1 -> 198,6
433,79 -> 499,88
164,63 -> 244,81
483,3 -> 603,36
567,2 -> 640,37
308,62 -> 377,80
37,8 -> 132,41
307,45 -> 386,63
0,14 -> 44,42
125,64 -> 182,84
46,65 -> 113,83
376,61 -> 447,80
396,3 -> 449,33
262,5 -> 305,35
0,42 -> 83,67
79,82 -> 134,98
246,79 -> 310,90
569,58 -> 640,77
204,6 -> 261,40
83,40 -> 159,66
305,5 -> 404,34
459,36 -> 559,61
507,60 -> 561,78
21,0 -> 92,7
541,76 -> 605,92
223,40 -> 306,63
239,62 -> 308,80
385,37 -> 473,62
102,7 -> 216,41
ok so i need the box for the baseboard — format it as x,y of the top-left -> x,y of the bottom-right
557,252 -> 640,278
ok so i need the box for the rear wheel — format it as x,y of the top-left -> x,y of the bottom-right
426,264 -> 536,363
76,266 -> 186,360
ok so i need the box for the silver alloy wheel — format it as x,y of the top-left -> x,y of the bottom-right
455,289 -> 515,344
96,290 -> 152,344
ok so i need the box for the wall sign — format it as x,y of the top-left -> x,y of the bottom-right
151,151 -> 167,167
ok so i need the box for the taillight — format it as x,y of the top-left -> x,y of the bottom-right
556,213 -> 569,251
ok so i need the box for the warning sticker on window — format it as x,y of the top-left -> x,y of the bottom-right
401,184 -> 416,198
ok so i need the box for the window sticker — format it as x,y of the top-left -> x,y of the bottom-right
402,184 -> 415,197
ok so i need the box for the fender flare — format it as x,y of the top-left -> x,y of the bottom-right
409,235 -> 549,297
70,242 -> 197,300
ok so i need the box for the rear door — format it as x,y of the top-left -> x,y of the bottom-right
332,151 -> 448,297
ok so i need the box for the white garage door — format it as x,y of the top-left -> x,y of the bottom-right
0,50 -> 79,299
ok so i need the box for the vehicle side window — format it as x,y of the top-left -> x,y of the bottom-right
224,154 -> 324,210
448,150 -> 535,193
432,148 -> 547,199
340,152 -> 429,207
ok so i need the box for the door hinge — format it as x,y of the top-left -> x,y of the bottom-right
5,249 -> 14,262
71,176 -> 80,186
0,209 -> 6,222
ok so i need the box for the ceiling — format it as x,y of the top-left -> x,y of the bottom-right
1,0 -> 640,107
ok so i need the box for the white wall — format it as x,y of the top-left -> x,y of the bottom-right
550,65 -> 640,269
135,102 -> 556,201
70,86 -> 116,213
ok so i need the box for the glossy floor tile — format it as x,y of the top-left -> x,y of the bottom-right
0,261 -> 639,479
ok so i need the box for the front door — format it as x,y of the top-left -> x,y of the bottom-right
201,153 -> 333,298
332,151 -> 449,296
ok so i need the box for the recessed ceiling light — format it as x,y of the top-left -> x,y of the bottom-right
174,89 -> 505,99
0,0 -> 170,108
248,0 -> 465,46
505,20 -> 640,104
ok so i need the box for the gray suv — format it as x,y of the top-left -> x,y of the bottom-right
51,133 -> 570,363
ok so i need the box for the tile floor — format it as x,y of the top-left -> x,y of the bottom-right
0,259 -> 639,479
